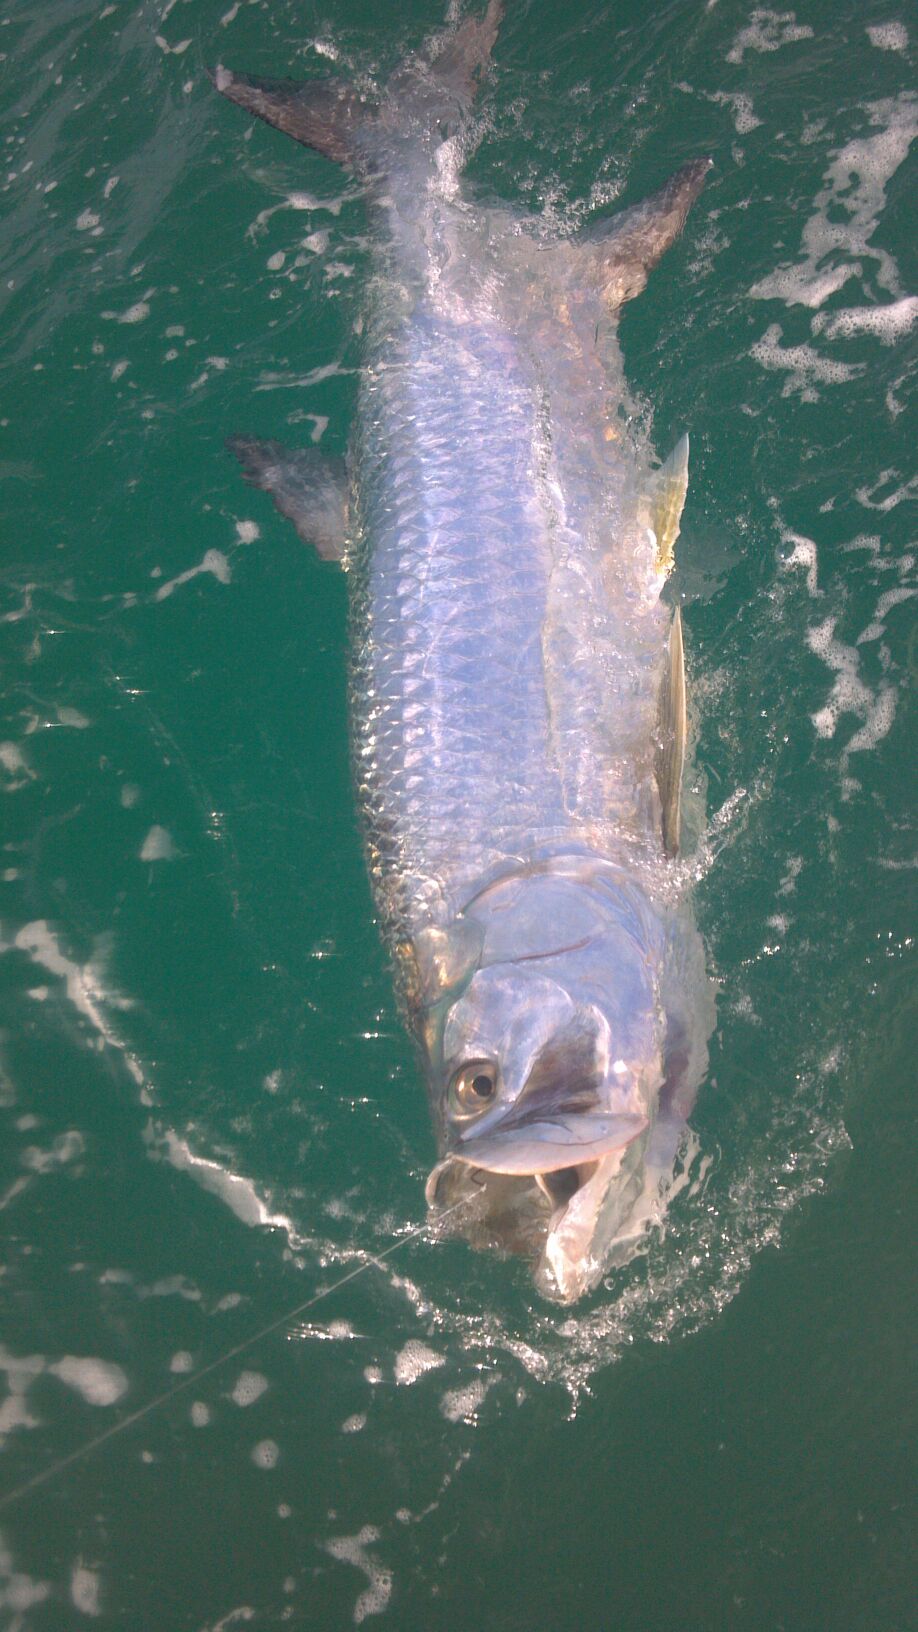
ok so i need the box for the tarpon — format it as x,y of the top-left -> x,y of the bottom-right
210,4 -> 716,1302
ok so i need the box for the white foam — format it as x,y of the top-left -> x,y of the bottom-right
866,22 -> 908,51
230,1370 -> 268,1407
439,1376 -> 491,1423
855,470 -> 918,512
139,825 -> 175,862
805,617 -> 898,756
393,1341 -> 445,1386
162,1131 -> 298,1239
0,1380 -> 40,1443
190,1401 -> 210,1427
254,361 -> 350,393
780,530 -> 820,596
56,705 -> 90,729
169,1351 -> 193,1374
845,689 -> 898,756
296,1317 -> 360,1341
750,324 -> 863,398
323,1529 -> 392,1625
235,520 -> 259,543
250,1438 -> 279,1469
841,534 -> 905,571
153,549 -> 231,601
71,1563 -> 102,1616
856,586 -> 916,644
246,189 -> 346,242
726,8 -> 813,64
140,1275 -> 200,1302
0,742 -> 35,789
813,296 -> 918,344
777,856 -> 803,896
49,1357 -> 128,1407
341,1413 -> 366,1433
750,93 -> 918,308
0,1530 -> 50,1615
286,410 -> 330,443
21,1131 -> 85,1173
708,89 -> 762,135
12,922 -> 123,1054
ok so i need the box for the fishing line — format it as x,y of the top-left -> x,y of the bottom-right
0,1199 -> 468,1513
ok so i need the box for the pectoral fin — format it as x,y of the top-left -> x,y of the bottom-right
649,433 -> 689,578
227,436 -> 348,562
656,606 -> 687,859
581,159 -> 711,310
411,918 -> 485,1007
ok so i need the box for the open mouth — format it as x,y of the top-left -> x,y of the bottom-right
425,1117 -> 648,1302
534,1162 -> 594,1207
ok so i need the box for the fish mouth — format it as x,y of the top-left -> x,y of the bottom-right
425,1114 -> 648,1303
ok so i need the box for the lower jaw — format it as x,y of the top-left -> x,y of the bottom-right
426,1150 -> 630,1302
534,1151 -> 624,1302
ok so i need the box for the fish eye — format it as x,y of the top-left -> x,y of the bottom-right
449,1060 -> 498,1115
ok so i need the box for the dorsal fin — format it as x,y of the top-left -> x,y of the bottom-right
656,606 -> 687,858
649,433 -> 689,578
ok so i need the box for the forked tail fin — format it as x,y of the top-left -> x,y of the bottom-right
206,65 -> 372,168
208,2 -> 503,174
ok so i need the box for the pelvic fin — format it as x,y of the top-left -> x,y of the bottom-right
649,433 -> 690,578
226,436 -> 348,562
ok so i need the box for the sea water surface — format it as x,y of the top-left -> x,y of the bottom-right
0,2 -> 914,1627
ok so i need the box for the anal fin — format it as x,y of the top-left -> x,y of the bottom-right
650,433 -> 689,578
656,606 -> 687,859
227,436 -> 348,562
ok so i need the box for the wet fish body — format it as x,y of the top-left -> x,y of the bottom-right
213,5 -> 716,1301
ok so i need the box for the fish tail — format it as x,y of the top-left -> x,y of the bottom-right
207,3 -> 503,174
205,65 -> 371,170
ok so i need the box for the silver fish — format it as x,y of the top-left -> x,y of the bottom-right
211,3 -> 716,1303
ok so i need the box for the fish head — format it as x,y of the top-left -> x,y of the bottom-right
424,890 -> 665,1302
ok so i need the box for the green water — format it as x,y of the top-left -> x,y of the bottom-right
1,1 -> 914,1626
